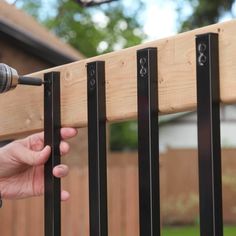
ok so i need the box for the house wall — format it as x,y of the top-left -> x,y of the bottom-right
159,106 -> 236,152
0,38 -> 51,74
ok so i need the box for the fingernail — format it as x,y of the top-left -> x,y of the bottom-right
57,165 -> 65,169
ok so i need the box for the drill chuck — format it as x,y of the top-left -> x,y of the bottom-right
0,63 -> 44,93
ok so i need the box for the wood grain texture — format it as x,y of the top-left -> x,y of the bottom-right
1,20 -> 236,139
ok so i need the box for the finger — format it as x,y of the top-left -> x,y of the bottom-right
61,128 -> 78,140
29,128 -> 77,144
61,190 -> 70,201
29,132 -> 44,151
53,164 -> 69,178
18,145 -> 51,166
60,141 -> 70,156
17,132 -> 44,150
17,128 -> 76,151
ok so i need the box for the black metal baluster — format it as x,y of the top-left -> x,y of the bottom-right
44,72 -> 61,236
137,47 -> 160,236
196,33 -> 223,236
87,61 -> 108,236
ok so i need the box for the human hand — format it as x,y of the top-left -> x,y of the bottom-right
0,128 -> 77,200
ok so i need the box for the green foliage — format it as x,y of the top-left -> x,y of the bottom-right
47,1 -> 145,57
15,0 -> 41,15
110,121 -> 137,151
176,0 -> 235,31
16,0 -> 146,57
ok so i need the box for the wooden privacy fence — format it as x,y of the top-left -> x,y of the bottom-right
2,150 -> 236,235
1,20 -> 236,236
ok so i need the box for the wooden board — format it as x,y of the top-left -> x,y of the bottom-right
1,20 -> 236,139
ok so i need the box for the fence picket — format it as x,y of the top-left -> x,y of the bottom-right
137,47 -> 160,236
196,33 -> 223,236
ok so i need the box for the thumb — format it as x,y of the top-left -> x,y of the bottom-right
18,145 -> 51,166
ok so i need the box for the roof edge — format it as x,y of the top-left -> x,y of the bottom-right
0,19 -> 79,66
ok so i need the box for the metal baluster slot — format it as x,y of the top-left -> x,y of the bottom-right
87,61 -> 108,236
196,33 -> 223,236
44,72 -> 61,236
137,47 -> 160,236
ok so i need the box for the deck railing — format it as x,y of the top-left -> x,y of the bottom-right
1,20 -> 236,236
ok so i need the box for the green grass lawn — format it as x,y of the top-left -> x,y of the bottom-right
162,226 -> 236,236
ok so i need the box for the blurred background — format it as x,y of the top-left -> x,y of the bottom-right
1,0 -> 236,235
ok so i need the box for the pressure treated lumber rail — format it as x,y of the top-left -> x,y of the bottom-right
0,20 -> 236,139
